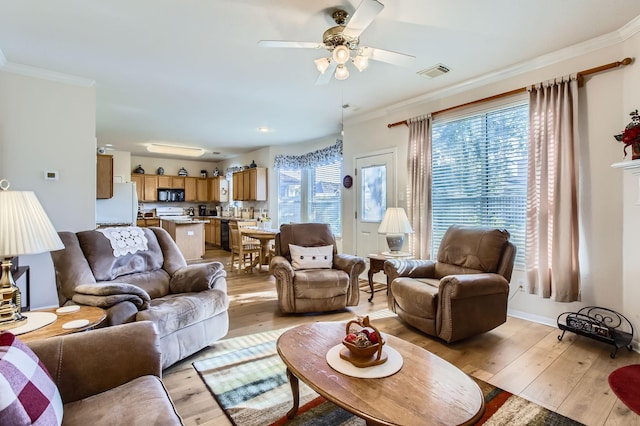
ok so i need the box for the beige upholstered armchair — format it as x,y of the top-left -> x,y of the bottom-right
51,226 -> 229,368
270,223 -> 366,314
385,225 -> 516,343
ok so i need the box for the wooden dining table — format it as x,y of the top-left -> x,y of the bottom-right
240,226 -> 278,271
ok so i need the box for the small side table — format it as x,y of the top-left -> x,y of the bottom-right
367,252 -> 412,302
15,306 -> 106,343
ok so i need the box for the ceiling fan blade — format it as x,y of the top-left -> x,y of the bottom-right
258,40 -> 324,49
361,46 -> 415,67
343,0 -> 384,39
315,61 -> 338,85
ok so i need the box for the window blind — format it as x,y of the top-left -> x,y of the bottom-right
431,101 -> 528,266
277,159 -> 342,237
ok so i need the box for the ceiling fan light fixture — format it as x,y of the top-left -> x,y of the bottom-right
332,45 -> 350,65
314,57 -> 331,74
335,64 -> 349,81
352,55 -> 369,72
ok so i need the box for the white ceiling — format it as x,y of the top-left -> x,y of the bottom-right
1,0 -> 639,161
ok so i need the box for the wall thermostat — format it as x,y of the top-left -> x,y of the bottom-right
44,170 -> 59,181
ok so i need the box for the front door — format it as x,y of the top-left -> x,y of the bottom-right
355,151 -> 395,258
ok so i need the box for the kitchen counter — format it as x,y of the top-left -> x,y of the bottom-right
160,220 -> 206,260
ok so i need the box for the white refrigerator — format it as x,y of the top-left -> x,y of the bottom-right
96,182 -> 138,226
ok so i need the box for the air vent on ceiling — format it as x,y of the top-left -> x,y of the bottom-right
342,103 -> 360,112
417,63 -> 451,79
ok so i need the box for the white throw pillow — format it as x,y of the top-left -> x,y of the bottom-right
289,244 -> 333,270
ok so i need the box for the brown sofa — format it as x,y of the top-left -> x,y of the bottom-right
270,223 -> 366,313
385,226 -> 516,342
27,321 -> 182,425
51,226 -> 229,369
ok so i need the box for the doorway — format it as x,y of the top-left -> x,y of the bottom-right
354,151 -> 396,258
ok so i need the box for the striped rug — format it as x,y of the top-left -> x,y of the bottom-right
194,322 -> 583,426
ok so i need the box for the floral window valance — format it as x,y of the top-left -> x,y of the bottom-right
273,139 -> 342,170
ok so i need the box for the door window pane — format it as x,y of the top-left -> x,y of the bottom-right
361,165 -> 386,222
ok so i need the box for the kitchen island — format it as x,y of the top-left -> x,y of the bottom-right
161,218 -> 209,261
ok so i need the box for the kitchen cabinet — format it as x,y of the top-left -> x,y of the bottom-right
204,219 -> 222,246
213,219 -> 221,245
143,175 -> 158,201
96,154 -> 114,199
232,167 -> 267,201
208,177 -> 228,202
196,178 -> 209,201
131,175 -> 144,201
157,175 -> 172,188
137,218 -> 160,227
172,176 -> 185,189
184,177 -> 197,202
232,172 -> 242,201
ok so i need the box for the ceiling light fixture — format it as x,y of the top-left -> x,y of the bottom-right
314,57 -> 331,74
316,46 -> 370,81
332,45 -> 350,65
335,64 -> 350,81
352,55 -> 369,72
146,143 -> 205,157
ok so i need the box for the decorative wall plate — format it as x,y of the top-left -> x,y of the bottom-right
343,175 -> 353,188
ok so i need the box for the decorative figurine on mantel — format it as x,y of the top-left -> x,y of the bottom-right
178,167 -> 188,176
614,109 -> 640,160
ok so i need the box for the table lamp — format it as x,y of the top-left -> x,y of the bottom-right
0,179 -> 64,331
378,207 -> 413,254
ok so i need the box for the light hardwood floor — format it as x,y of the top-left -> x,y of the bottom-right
163,247 -> 640,426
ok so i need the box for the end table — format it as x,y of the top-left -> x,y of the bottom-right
367,252 -> 412,302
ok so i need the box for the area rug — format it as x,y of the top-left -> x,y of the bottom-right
193,324 -> 584,426
608,364 -> 640,415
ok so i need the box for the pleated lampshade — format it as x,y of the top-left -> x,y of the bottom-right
0,189 -> 64,257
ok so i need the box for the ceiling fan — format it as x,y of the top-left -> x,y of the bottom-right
258,0 -> 415,84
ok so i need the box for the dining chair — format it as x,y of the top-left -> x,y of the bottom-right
229,221 -> 261,272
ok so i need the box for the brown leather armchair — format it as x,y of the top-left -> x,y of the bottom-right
270,223 -> 366,314
385,225 -> 516,342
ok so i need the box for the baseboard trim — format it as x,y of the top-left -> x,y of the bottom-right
508,309 -> 640,354
507,309 -> 557,328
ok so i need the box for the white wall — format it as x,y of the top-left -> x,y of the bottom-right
621,31 -> 640,337
0,70 -> 96,309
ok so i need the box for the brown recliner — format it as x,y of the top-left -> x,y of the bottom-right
385,225 -> 516,343
270,223 -> 366,314
51,226 -> 229,369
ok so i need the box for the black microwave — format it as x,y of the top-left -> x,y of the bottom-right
158,188 -> 185,202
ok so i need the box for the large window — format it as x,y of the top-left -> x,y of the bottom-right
275,141 -> 343,236
277,159 -> 342,237
431,99 -> 528,266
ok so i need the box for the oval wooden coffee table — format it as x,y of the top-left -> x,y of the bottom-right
277,322 -> 485,426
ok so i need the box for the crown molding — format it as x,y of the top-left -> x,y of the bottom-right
618,14 -> 640,41
351,15 -> 640,125
0,48 -> 95,87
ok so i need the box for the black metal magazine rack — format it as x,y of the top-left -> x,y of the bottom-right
557,306 -> 633,358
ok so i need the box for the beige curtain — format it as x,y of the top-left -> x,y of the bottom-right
407,115 -> 432,259
526,76 -> 580,302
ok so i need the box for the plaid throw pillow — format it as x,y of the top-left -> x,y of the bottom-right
0,331 -> 63,425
